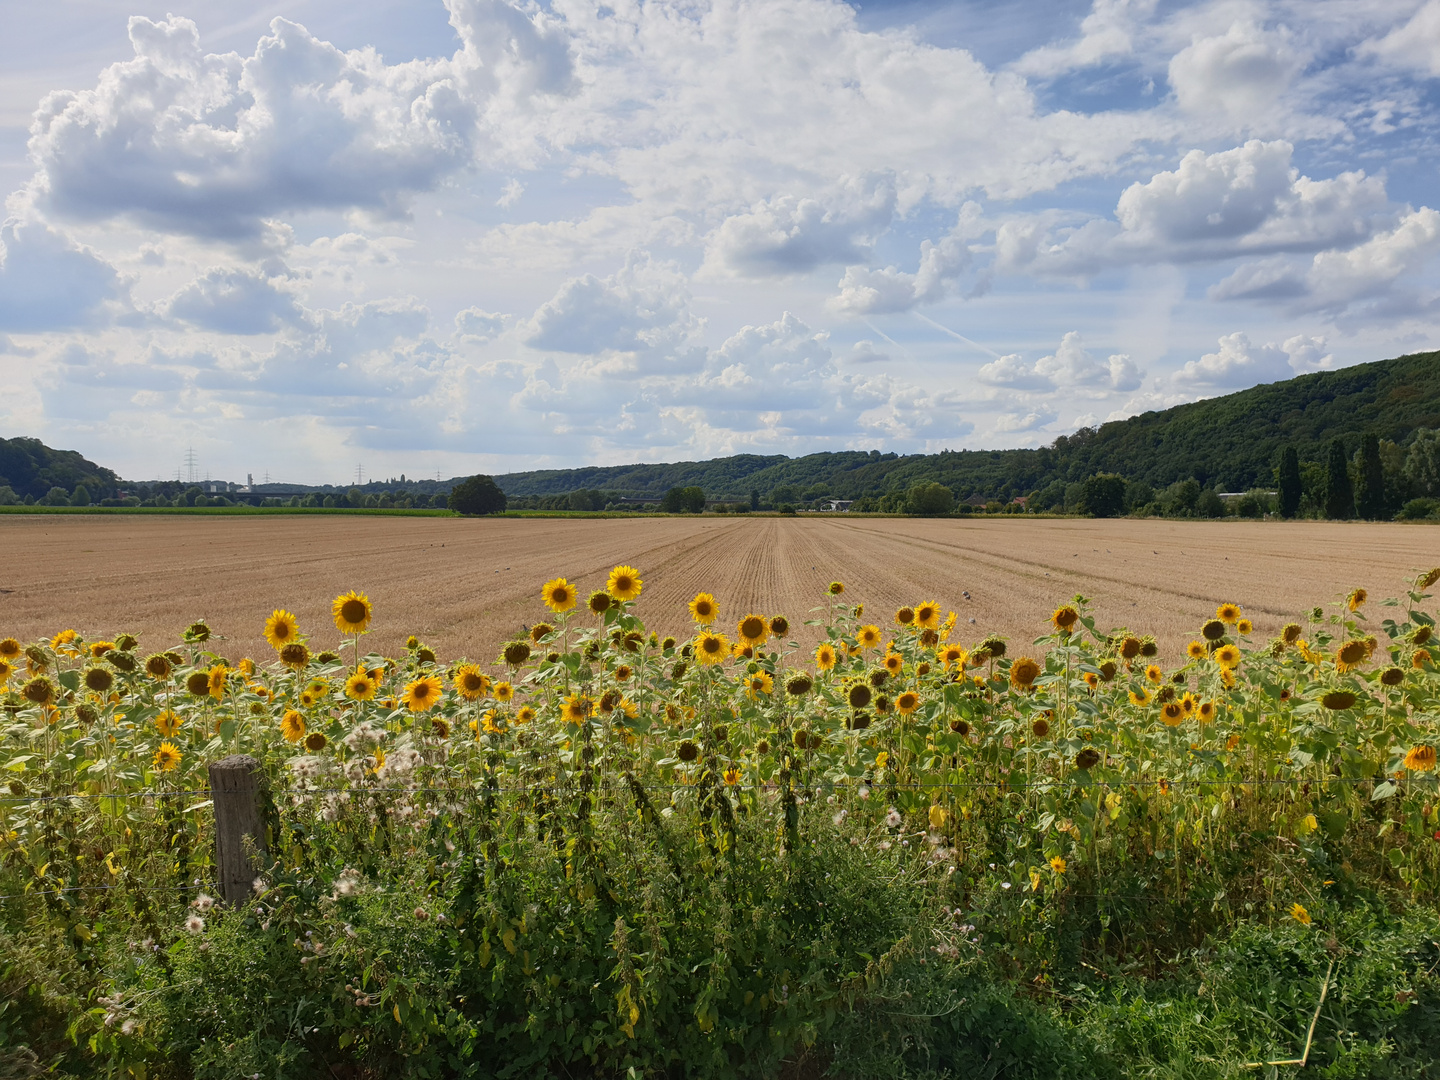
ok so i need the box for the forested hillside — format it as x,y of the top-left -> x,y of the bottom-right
493,350 -> 1440,504
0,437 -> 118,503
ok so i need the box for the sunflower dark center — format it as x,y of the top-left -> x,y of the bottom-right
341,599 -> 368,624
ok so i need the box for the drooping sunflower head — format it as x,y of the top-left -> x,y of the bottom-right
1404,745 -> 1437,772
305,731 -> 328,751
786,674 -> 813,696
153,741 -> 182,772
1009,656 -> 1041,689
1214,644 -> 1242,669
264,610 -> 300,650
529,623 -> 554,645
915,601 -> 941,629
1202,619 -> 1227,642
402,675 -> 444,712
502,640 -> 532,667
688,593 -> 718,624
737,614 -> 769,647
184,621 -> 211,644
1281,622 -> 1303,644
588,590 -> 613,616
184,671 -> 211,696
83,667 -> 114,693
1075,747 -> 1100,771
606,565 -> 643,602
1215,602 -> 1242,625
1321,690 -> 1358,711
676,739 -> 700,763
281,710 -> 306,742
541,578 -> 576,613
856,624 -> 882,650
695,631 -> 730,665
454,665 -> 491,701
280,643 -> 311,671
847,682 -> 873,709
1346,588 -> 1367,612
0,639 -> 19,661
1335,640 -> 1368,672
895,690 -> 920,716
768,615 -> 790,638
21,676 -> 53,706
815,642 -> 837,671
345,669 -> 377,701
895,606 -> 915,627
1051,606 -> 1080,634
1412,625 -> 1434,646
1030,717 -> 1050,738
1187,641 -> 1206,660
828,581 -> 845,595
332,591 -> 373,635
1381,666 -> 1405,686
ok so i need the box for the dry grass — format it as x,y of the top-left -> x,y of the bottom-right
1,514 -> 1434,662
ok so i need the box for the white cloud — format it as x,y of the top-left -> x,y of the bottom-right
1356,1 -> 1440,78
992,409 -> 1058,434
1012,0 -> 1158,77
1167,21 -> 1307,128
978,352 -> 1053,390
454,307 -> 507,341
0,220 -> 124,332
829,202 -> 983,314
166,268 -> 306,334
1175,330 -> 1334,387
980,331 -> 1144,392
523,255 -> 699,354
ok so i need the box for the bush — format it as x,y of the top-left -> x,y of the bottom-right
449,475 -> 507,515
1079,473 -> 1125,518
662,485 -> 706,513
905,481 -> 954,516
1398,498 -> 1440,521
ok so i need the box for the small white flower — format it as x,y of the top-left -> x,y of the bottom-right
885,807 -> 902,828
859,786 -> 870,800
192,892 -> 215,911
1000,881 -> 1012,890
185,915 -> 205,933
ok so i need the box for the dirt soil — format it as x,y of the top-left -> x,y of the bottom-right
1,515 -> 1435,664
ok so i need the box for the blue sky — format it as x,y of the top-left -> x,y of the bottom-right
2,0 -> 1439,483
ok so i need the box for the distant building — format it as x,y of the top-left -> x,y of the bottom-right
823,499 -> 853,512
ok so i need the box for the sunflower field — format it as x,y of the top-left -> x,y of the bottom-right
4,567 -> 1440,1078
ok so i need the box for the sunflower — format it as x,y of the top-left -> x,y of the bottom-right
1236,618 -> 1253,636
88,641 -> 114,658
529,622 -> 555,644
402,675 -> 444,712
731,643 -> 754,660
1381,666 -> 1405,686
1145,664 -> 1163,684
1321,690 -> 1358,710
279,643 -> 311,670
51,629 -> 80,657
1202,619 -> 1226,642
1129,688 -> 1151,706
81,666 -> 113,693
815,642 -> 837,671
0,659 -> 10,685
1216,602 -> 1242,624
1281,623 -> 1303,645
0,638 -> 19,661
1214,644 -> 1241,669
1415,649 -> 1433,669
847,683 -> 872,709
155,709 -> 181,737
1186,641 -> 1206,660
768,615 -> 790,638
516,705 -> 537,724
746,672 -> 774,699
207,665 -> 228,700
895,606 -> 915,627
1082,671 -> 1100,688
494,681 -> 514,703
1404,745 -> 1437,771
1198,700 -> 1216,722
895,690 -> 920,716
329,591 -> 372,636
940,644 -> 967,670
1161,701 -> 1184,726
1179,692 -> 1197,715
1289,903 -> 1311,926
685,593 -> 719,625
722,766 -> 741,786
1346,588 -> 1367,612
914,601 -> 942,629
1335,640 -> 1368,673
607,565 -> 643,601
184,671 -> 210,696
1009,657 -> 1041,690
264,610 -> 300,650
153,742 -> 181,772
856,624 -> 883,650
737,614 -> 769,647
542,578 -> 577,613
563,694 -> 594,723
281,710 -> 307,742
454,664 -> 492,701
695,631 -> 730,666
587,590 -> 612,615
344,668 -> 377,701
1051,605 -> 1080,633
883,653 -> 904,676
828,581 -> 845,595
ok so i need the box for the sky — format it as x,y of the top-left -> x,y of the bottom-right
1,0 -> 1439,484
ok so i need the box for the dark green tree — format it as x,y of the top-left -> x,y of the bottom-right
1325,439 -> 1354,520
448,475 -> 507,515
749,488 -> 760,511
70,484 -> 91,506
905,482 -> 954,516
1277,446 -> 1301,518
1195,488 -> 1225,518
661,486 -> 706,513
1354,433 -> 1386,519
1078,473 -> 1125,518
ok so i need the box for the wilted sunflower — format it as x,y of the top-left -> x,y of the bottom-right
1202,619 -> 1227,642
1214,644 -> 1241,669
184,621 -> 211,643
155,709 -> 181,737
21,676 -> 54,707
1075,747 -> 1100,771
855,624 -> 883,650
746,672 -> 774,698
1282,622 -> 1303,644
454,665 -> 491,701
768,615 -> 790,638
83,667 -> 113,693
1030,717 -> 1050,738
1186,641 -> 1206,660
688,593 -> 718,624
528,624 -> 554,646
895,690 -> 920,716
588,590 -> 612,616
264,610 -> 300,650
694,631 -> 730,666
1216,602 -> 1242,624
607,565 -> 643,601
1404,745 -> 1437,771
402,675 -> 444,712
1412,625 -> 1434,646
1381,666 -> 1405,686
1335,640 -> 1368,672
304,731 -> 328,751
828,581 -> 845,595
0,638 -> 19,661
280,643 -> 311,671
895,606 -> 915,627
676,739 -> 700,763
153,741 -> 181,772
1321,690 -> 1358,710
786,674 -> 813,695
1346,588 -> 1367,612
331,591 -> 373,635
736,614 -> 769,647
344,668 -> 377,701
184,671 -> 210,696
1009,656 -> 1041,690
541,578 -> 576,613
815,642 -> 837,671
280,710 -> 306,742
1051,605 -> 1080,633
502,640 -> 532,667
914,601 -> 942,629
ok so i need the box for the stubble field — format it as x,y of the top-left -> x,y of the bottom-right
2,513 -> 1435,661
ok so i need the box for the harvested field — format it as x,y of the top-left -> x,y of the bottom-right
1,514 -> 1435,661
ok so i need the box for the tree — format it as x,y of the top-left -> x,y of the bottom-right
905,482 -> 954,516
1196,488 -> 1225,518
1354,433 -> 1386,520
749,489 -> 759,511
1404,428 -> 1440,497
1325,439 -> 1354,519
449,475 -> 508,516
1277,446 -> 1301,518
70,484 -> 91,506
661,486 -> 706,513
1078,473 -> 1125,518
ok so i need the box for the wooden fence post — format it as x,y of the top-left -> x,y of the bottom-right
208,754 -> 267,905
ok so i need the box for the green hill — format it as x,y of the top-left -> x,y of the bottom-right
0,437 -> 119,502
493,349 -> 1440,504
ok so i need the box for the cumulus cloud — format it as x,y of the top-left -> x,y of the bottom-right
1174,330 -> 1334,387
524,255 -> 699,354
1167,21 -> 1307,128
978,332 -> 1143,392
1011,0 -> 1157,77
26,2 -> 571,239
829,203 -> 983,314
992,409 -> 1058,434
1356,1 -> 1440,77
166,268 -> 307,334
0,220 -> 124,332
454,307 -> 507,341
